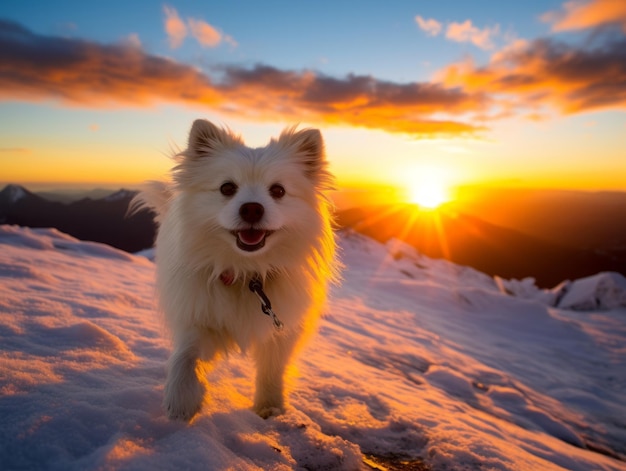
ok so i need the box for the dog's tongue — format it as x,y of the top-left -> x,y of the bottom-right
238,229 -> 266,246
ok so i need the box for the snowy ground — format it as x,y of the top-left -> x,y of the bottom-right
1,225 -> 625,470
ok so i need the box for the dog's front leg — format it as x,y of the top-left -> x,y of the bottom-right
163,327 -> 211,421
252,333 -> 298,418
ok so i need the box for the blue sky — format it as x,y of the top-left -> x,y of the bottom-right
1,0 -> 625,199
3,1 -> 563,80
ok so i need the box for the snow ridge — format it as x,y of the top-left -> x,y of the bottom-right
0,226 -> 625,470
104,189 -> 137,202
0,184 -> 28,204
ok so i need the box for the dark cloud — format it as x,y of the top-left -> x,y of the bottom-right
3,17 -> 623,137
442,35 -> 626,114
0,19 -> 484,137
0,19 -> 216,106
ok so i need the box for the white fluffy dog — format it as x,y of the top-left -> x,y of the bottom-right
132,119 -> 337,421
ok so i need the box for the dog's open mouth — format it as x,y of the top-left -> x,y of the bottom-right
232,229 -> 273,252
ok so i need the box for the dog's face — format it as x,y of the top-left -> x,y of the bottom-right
172,120 -> 332,266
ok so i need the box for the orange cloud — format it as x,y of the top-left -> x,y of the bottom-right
415,15 -> 500,50
415,16 -> 443,36
543,0 -> 626,32
0,20 -> 485,138
188,18 -> 221,47
0,20 -> 219,106
163,5 -> 236,49
188,18 -> 237,48
217,65 -> 489,135
445,20 -> 499,50
163,5 -> 186,49
5,16 -> 621,138
439,35 -> 626,114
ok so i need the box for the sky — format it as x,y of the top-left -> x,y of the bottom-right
1,0 -> 625,202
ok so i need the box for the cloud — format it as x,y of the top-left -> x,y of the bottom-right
163,5 -> 186,49
439,35 -> 626,114
543,0 -> 626,32
0,20 -> 217,106
415,16 -> 442,36
6,17 -> 622,139
0,19 -> 485,138
188,18 -> 221,47
415,15 -> 500,49
445,20 -> 500,50
188,18 -> 237,48
218,65 -> 488,135
163,5 -> 236,49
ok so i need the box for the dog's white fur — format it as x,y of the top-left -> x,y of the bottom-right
132,119 -> 337,420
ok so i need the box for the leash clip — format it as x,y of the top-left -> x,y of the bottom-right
249,278 -> 284,331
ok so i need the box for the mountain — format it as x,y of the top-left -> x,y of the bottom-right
337,204 -> 624,288
454,188 -> 626,252
1,225 -> 624,470
0,183 -> 30,205
0,184 -> 156,253
35,188 -> 120,203
2,184 -> 623,287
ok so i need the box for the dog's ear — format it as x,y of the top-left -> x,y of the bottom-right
187,119 -> 240,157
279,127 -> 325,177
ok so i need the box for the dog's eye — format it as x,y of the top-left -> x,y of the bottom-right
269,184 -> 285,199
220,182 -> 238,197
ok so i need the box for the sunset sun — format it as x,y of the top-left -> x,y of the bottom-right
406,167 -> 452,209
409,182 -> 449,209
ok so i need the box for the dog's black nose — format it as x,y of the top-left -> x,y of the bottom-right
239,202 -> 264,224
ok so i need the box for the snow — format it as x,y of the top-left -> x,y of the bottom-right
495,272 -> 626,311
557,272 -> 626,311
104,189 -> 136,202
2,184 -> 27,204
1,225 -> 625,470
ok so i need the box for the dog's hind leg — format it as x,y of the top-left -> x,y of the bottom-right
163,327 -> 215,421
252,332 -> 299,418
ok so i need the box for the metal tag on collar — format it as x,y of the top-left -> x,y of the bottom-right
249,278 -> 284,331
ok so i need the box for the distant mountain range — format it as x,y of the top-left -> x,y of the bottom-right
337,204 -> 625,288
34,188 -> 119,204
0,184 -> 156,253
454,187 -> 626,252
1,184 -> 624,287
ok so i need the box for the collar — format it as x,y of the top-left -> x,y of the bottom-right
219,269 -> 284,331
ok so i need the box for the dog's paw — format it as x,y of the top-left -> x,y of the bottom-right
254,404 -> 284,419
165,399 -> 202,422
163,376 -> 206,422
